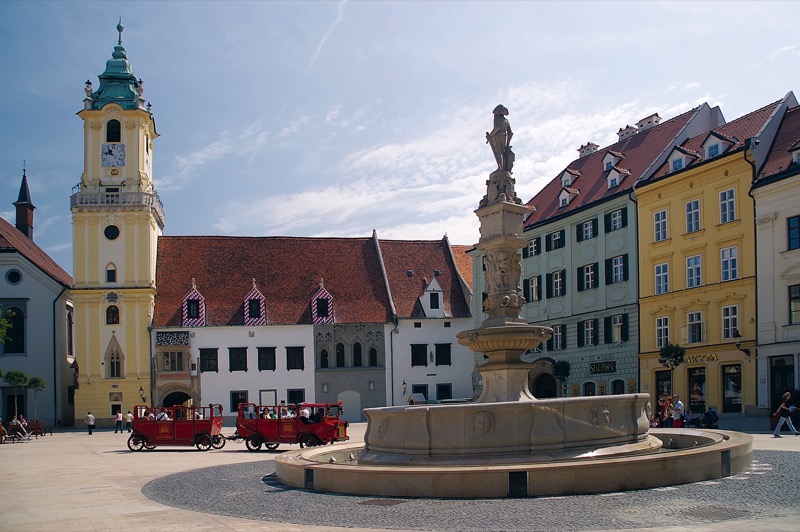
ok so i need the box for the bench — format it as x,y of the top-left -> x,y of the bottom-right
27,421 -> 51,437
1,423 -> 31,443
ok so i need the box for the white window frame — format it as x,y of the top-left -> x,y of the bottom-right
611,210 -> 623,231
552,324 -> 564,350
583,320 -> 595,346
687,255 -> 701,288
551,230 -> 562,249
605,161 -> 613,171
612,256 -> 624,283
686,199 -> 700,233
722,305 -> 738,340
721,246 -> 738,281
553,270 -> 564,297
687,311 -> 703,344
611,314 -> 623,343
582,221 -> 594,240
720,188 -> 736,224
654,210 -> 667,242
530,276 -> 540,302
672,158 -> 683,172
561,197 -> 568,207
655,263 -> 669,295
656,316 -> 669,348
527,239 -> 538,256
584,263 -> 595,290
708,143 -> 720,158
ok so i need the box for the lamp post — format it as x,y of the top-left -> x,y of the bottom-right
733,329 -> 751,357
402,380 -> 407,395
139,386 -> 146,403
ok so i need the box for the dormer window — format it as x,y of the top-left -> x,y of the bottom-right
430,292 -> 440,309
182,279 -> 206,327
311,279 -> 335,324
609,176 -> 618,188
672,159 -> 683,172
561,197 -> 568,207
243,280 -> 266,326
186,299 -> 200,319
316,298 -> 329,317
563,177 -> 571,187
707,143 -> 719,158
248,299 -> 261,318
605,161 -> 613,171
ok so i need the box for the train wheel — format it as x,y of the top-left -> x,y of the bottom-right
127,435 -> 144,451
299,434 -> 321,448
195,434 -> 213,451
144,442 -> 156,450
265,442 -> 279,451
211,435 -> 226,449
245,435 -> 263,452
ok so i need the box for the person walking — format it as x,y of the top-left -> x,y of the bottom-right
85,412 -> 96,435
125,411 -> 133,433
772,392 -> 799,438
114,411 -> 124,433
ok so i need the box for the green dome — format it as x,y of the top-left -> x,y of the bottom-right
86,20 -> 144,111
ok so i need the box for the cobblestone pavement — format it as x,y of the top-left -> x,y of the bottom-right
3,419 -> 800,531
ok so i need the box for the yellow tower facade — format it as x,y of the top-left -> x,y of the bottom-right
71,22 -> 164,427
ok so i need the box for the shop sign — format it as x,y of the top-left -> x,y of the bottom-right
590,361 -> 616,374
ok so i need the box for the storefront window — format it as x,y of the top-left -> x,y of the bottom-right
687,367 -> 706,414
655,370 -> 672,400
722,364 -> 742,413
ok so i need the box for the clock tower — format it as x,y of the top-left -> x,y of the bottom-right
71,21 -> 164,426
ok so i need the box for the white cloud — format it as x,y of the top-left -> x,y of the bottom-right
307,0 -> 348,73
767,44 -> 798,61
682,82 -> 701,91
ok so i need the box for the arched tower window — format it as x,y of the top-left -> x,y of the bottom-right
369,347 -> 378,367
106,120 -> 121,142
106,305 -> 120,325
320,349 -> 329,369
106,264 -> 117,283
353,342 -> 362,367
4,307 -> 24,353
104,335 -> 124,379
336,343 -> 345,367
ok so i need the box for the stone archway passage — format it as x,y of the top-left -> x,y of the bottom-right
532,373 -> 557,398
162,391 -> 192,408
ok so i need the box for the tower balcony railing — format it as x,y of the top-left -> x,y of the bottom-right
70,188 -> 165,227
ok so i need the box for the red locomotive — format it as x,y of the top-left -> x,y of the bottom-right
233,401 -> 349,451
127,403 -> 225,451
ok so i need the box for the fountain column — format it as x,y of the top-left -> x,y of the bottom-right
457,105 -> 551,403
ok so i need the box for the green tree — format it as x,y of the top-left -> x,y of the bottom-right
0,305 -> 13,345
659,343 -> 685,393
3,370 -> 29,418
27,376 -> 46,421
553,360 -> 571,381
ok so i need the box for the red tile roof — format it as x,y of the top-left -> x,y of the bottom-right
153,236 -> 472,327
652,100 -> 783,179
524,107 -> 701,227
450,245 -> 474,292
0,216 -> 72,287
758,106 -> 800,180
378,239 -> 471,319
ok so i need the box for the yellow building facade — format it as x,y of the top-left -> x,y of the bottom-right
637,138 -> 758,417
70,24 -> 164,426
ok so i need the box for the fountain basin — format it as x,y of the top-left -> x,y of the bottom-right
275,428 -> 752,498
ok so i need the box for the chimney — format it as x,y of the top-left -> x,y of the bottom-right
14,166 -> 35,240
617,125 -> 638,141
577,142 -> 599,158
636,113 -> 661,132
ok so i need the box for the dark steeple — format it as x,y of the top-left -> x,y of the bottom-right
14,162 -> 35,240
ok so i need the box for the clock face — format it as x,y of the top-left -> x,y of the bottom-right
101,143 -> 126,167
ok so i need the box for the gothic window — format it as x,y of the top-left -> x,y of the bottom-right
320,349 -> 329,368
109,352 -> 122,378
335,343 -> 345,367
106,305 -> 120,325
369,347 -> 378,367
353,342 -> 363,367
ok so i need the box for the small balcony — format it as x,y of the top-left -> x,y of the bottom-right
70,189 -> 165,228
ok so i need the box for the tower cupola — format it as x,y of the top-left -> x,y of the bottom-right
84,20 -> 146,111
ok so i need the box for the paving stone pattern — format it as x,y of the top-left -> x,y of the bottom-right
143,450 -> 800,531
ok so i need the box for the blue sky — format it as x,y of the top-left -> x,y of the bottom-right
0,1 -> 798,275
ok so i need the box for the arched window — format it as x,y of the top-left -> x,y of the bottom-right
320,349 -> 329,369
336,343 -> 345,367
106,305 -> 120,325
4,307 -> 24,353
353,342 -> 362,367
583,381 -> 596,396
106,264 -> 117,283
109,352 -> 122,378
106,120 -> 121,142
369,348 -> 378,367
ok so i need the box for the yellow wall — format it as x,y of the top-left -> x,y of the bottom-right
636,152 -> 757,414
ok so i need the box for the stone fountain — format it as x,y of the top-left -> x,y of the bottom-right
275,106 -> 753,498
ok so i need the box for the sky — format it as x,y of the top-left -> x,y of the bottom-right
0,1 -> 798,276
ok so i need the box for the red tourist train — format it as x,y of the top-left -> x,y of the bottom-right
232,401 -> 349,451
127,403 -> 226,451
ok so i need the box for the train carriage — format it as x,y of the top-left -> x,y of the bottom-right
127,404 -> 225,451
233,401 -> 349,451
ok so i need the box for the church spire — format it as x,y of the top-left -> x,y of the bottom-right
84,20 -> 146,111
14,162 -> 35,240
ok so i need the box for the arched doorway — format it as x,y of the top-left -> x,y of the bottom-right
532,373 -> 557,398
162,391 -> 192,408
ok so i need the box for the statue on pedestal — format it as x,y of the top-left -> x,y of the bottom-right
486,104 -> 514,172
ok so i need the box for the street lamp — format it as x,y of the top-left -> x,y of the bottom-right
402,380 -> 407,395
139,386 -> 146,402
733,329 -> 751,357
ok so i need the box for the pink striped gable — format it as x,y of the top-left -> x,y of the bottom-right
182,278 -> 206,327
310,279 -> 334,325
243,279 -> 267,326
